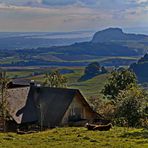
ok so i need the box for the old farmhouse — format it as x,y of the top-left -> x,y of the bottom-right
0,81 -> 100,131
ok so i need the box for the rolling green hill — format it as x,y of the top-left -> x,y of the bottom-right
5,67 -> 108,99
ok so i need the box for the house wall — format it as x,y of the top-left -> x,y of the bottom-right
61,94 -> 95,125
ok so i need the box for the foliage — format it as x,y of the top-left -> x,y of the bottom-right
130,53 -> 148,83
43,71 -> 68,88
99,101 -> 116,121
88,96 -> 115,120
88,96 -> 104,112
0,71 -> 10,132
102,69 -> 137,100
79,62 -> 108,81
115,86 -> 147,127
138,53 -> 148,63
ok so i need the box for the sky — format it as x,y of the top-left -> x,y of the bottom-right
0,0 -> 148,32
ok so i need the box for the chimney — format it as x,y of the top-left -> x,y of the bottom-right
36,84 -> 41,93
30,80 -> 35,86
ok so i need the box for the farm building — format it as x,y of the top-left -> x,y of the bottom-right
0,82 -> 100,131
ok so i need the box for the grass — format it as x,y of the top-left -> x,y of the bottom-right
0,127 -> 147,148
0,55 -> 139,65
0,56 -> 22,64
64,68 -> 109,98
68,74 -> 109,98
5,66 -> 109,99
2,66 -> 148,148
26,67 -> 109,99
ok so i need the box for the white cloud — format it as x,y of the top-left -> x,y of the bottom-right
135,0 -> 148,4
0,0 -> 147,31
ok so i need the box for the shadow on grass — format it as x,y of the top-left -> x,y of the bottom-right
121,129 -> 148,139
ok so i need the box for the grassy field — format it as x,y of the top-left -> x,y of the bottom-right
2,66 -> 148,148
22,67 -> 109,99
4,66 -> 109,100
0,127 -> 147,148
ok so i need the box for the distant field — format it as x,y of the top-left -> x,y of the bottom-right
9,67 -> 108,99
66,71 -> 109,98
0,127 -> 147,148
0,56 -> 138,67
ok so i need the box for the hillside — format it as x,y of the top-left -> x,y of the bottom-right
130,54 -> 148,83
0,127 -> 147,148
92,28 -> 148,43
12,67 -> 108,99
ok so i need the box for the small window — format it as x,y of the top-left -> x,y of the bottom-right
68,107 -> 83,122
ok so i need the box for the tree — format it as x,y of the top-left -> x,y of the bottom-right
43,71 -> 68,88
88,96 -> 116,120
102,69 -> 137,100
79,62 -> 108,81
116,86 -> 146,127
0,71 -> 10,132
101,66 -> 108,74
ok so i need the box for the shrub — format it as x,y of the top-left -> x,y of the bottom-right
115,87 -> 146,127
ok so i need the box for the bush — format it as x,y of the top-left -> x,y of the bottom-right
88,96 -> 115,121
115,87 -> 147,127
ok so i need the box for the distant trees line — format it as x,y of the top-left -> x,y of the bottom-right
0,60 -> 88,67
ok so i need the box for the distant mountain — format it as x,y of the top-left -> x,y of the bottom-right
91,28 -> 148,43
0,28 -> 148,67
130,54 -> 148,83
0,31 -> 92,50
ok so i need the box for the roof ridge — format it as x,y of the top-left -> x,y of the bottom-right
8,86 -> 30,90
32,86 -> 79,91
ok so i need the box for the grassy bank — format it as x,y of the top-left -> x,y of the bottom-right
0,127 -> 147,148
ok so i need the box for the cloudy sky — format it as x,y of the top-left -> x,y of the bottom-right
0,0 -> 148,32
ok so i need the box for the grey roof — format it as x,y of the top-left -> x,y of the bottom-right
11,79 -> 31,86
5,86 -> 95,126
7,87 -> 30,124
7,79 -> 31,88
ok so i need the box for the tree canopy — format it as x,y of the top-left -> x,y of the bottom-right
43,71 -> 68,88
116,86 -> 147,127
79,62 -> 107,81
102,69 -> 137,100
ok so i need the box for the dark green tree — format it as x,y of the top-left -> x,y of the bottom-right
79,62 -> 107,81
85,62 -> 101,75
102,69 -> 137,100
101,66 -> 108,74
